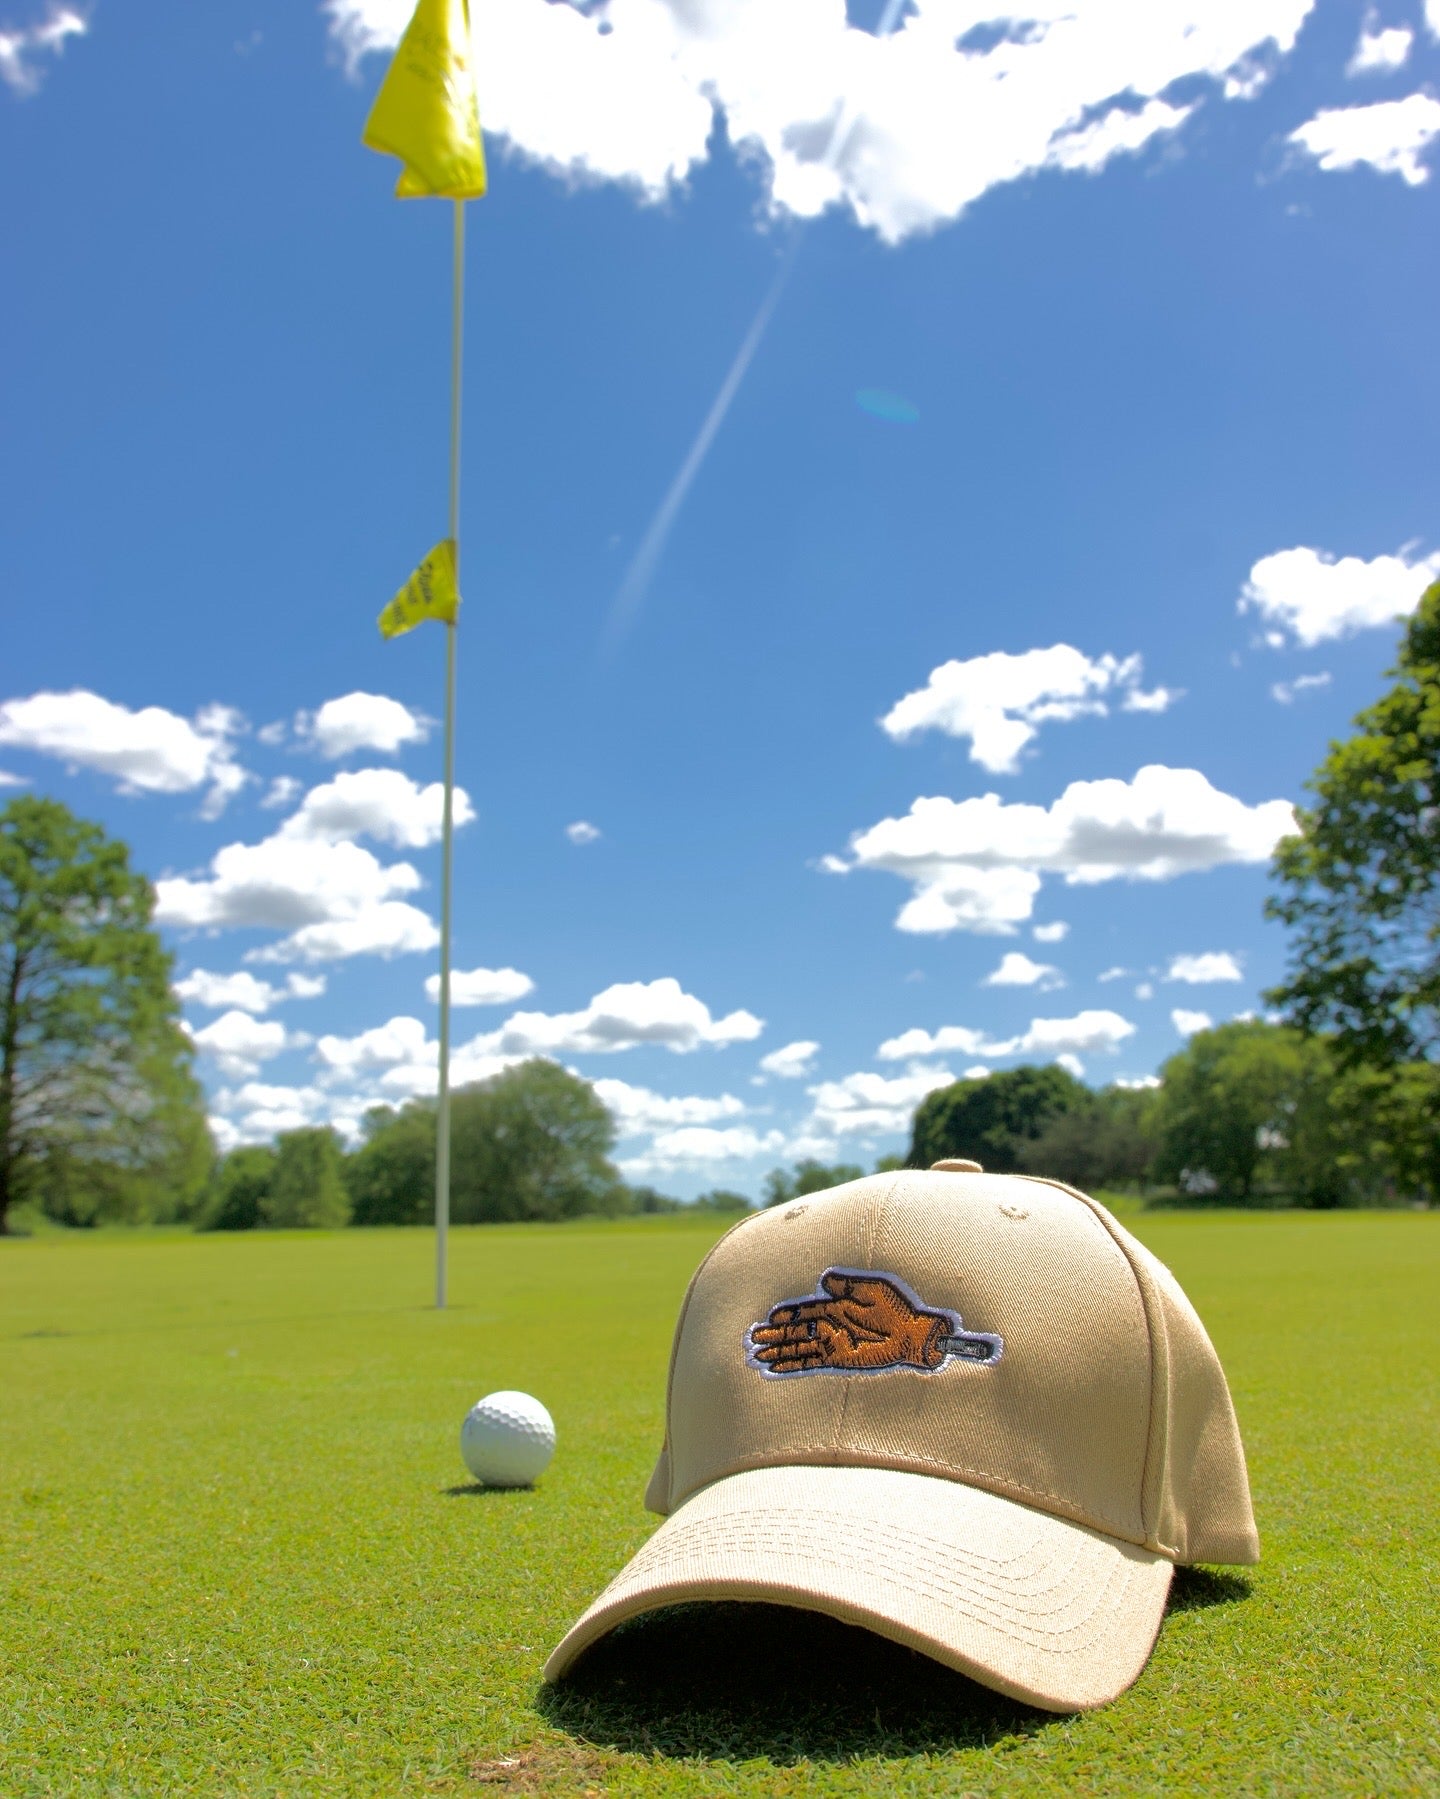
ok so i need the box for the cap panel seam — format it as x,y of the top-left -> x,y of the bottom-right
1007,1174 -> 1172,1552
830,1176 -> 899,1452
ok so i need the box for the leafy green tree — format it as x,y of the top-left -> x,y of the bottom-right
265,1126 -> 350,1229
1016,1083 -> 1157,1193
203,1144 -> 277,1231
449,1059 -> 621,1222
763,1158 -> 865,1206
345,1102 -> 434,1226
626,1184 -> 681,1214
692,1188 -> 751,1212
908,1063 -> 1090,1174
0,795 -> 211,1231
1268,579 -> 1440,1067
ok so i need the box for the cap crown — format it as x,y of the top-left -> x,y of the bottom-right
646,1169 -> 1258,1565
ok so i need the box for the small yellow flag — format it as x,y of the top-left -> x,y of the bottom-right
379,539 -> 460,639
362,0 -> 487,200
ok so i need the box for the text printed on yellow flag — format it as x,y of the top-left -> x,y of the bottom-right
362,0 -> 486,200
378,539 -> 460,639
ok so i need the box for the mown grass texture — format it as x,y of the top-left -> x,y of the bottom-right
2,1208 -> 1437,1797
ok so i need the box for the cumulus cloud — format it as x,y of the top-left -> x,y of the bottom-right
591,1077 -> 747,1134
759,1040 -> 820,1078
477,977 -> 763,1057
1241,545 -> 1440,644
279,768 -> 475,849
1287,93 -> 1440,186
0,4 -> 85,96
1346,17 -> 1412,76
425,966 -> 535,1007
299,692 -> 429,758
1032,921 -> 1069,943
1056,1052 -> 1086,1078
156,829 -> 441,968
173,969 -> 327,1013
1113,1073 -> 1161,1090
566,820 -> 602,844
0,770 -> 24,787
983,952 -> 1064,990
209,1079 -> 361,1146
315,1014 -> 430,1079
621,1124 -> 786,1175
0,690 -> 247,818
848,765 -> 1296,935
877,1008 -> 1134,1063
1271,671 -> 1332,704
1166,952 -> 1243,984
880,645 -> 1175,774
190,1010 -> 307,1079
261,775 -> 302,810
805,1063 -> 957,1138
328,0 -> 1312,245
1171,1007 -> 1213,1036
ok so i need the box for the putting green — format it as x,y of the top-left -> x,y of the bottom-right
2,1209 -> 1436,1796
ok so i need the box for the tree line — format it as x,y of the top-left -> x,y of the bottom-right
3,580 -> 1438,1230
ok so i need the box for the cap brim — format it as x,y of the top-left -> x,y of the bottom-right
543,1464 -> 1173,1712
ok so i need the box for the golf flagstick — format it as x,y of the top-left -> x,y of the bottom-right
361,0 -> 487,1310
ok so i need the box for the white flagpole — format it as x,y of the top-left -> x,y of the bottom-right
435,196 -> 465,1310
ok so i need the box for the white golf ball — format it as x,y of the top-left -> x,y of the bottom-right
460,1389 -> 556,1488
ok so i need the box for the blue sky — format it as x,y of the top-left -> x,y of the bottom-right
3,0 -> 1439,1198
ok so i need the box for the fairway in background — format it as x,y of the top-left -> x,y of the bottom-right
2,1211 -> 1437,1797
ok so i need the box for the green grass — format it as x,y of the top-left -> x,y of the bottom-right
2,1210 -> 1437,1797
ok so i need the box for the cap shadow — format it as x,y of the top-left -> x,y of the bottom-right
536,1602 -> 1056,1765
1165,1566 -> 1253,1614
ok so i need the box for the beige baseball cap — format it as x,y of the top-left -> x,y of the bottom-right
544,1162 -> 1258,1710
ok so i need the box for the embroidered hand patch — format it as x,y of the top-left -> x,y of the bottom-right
746,1268 -> 1003,1377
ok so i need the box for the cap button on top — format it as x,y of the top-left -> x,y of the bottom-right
930,1158 -> 983,1173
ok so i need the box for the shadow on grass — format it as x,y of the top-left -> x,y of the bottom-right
536,1602 -> 1055,1765
1166,1566 -> 1253,1613
441,1482 -> 536,1497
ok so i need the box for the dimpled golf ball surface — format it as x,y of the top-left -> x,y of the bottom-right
460,1390 -> 556,1488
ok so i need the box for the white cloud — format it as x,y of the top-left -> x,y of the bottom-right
1098,966 -> 1130,982
621,1124 -> 786,1175
1113,1073 -> 1161,1090
590,1077 -> 746,1134
1171,1007 -> 1213,1036
0,4 -> 85,96
1166,952 -> 1243,984
0,770 -> 24,787
1241,545 -> 1440,645
1056,1052 -> 1086,1078
156,834 -> 422,930
877,1008 -> 1134,1063
566,820 -> 602,844
474,977 -> 763,1057
316,1014 -> 429,1078
0,690 -> 247,817
850,765 -> 1296,934
1271,671 -> 1333,704
983,951 -> 1064,990
806,1063 -> 957,1138
759,1040 -> 820,1078
1430,0 -> 1440,41
425,965 -> 535,1007
261,775 -> 302,809
1134,981 -> 1155,1001
816,854 -> 850,875
328,0 -> 1312,245
1346,18 -> 1412,76
1032,920 -> 1069,943
1287,93 -> 1440,187
880,645 -> 1175,774
252,903 -> 440,965
300,692 -> 429,758
209,1079 -> 359,1146
191,1010 -> 306,1080
279,768 -> 475,849
173,969 -> 328,1013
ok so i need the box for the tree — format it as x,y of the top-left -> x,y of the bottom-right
1016,1083 -> 1157,1192
449,1060 -> 621,1222
1268,579 -> 1440,1068
0,795 -> 212,1232
265,1127 -> 350,1229
763,1159 -> 865,1206
908,1063 -> 1090,1174
345,1103 -> 434,1226
691,1188 -> 752,1212
203,1144 -> 277,1231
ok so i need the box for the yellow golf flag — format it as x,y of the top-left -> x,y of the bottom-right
379,540 -> 460,639
362,0 -> 487,200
